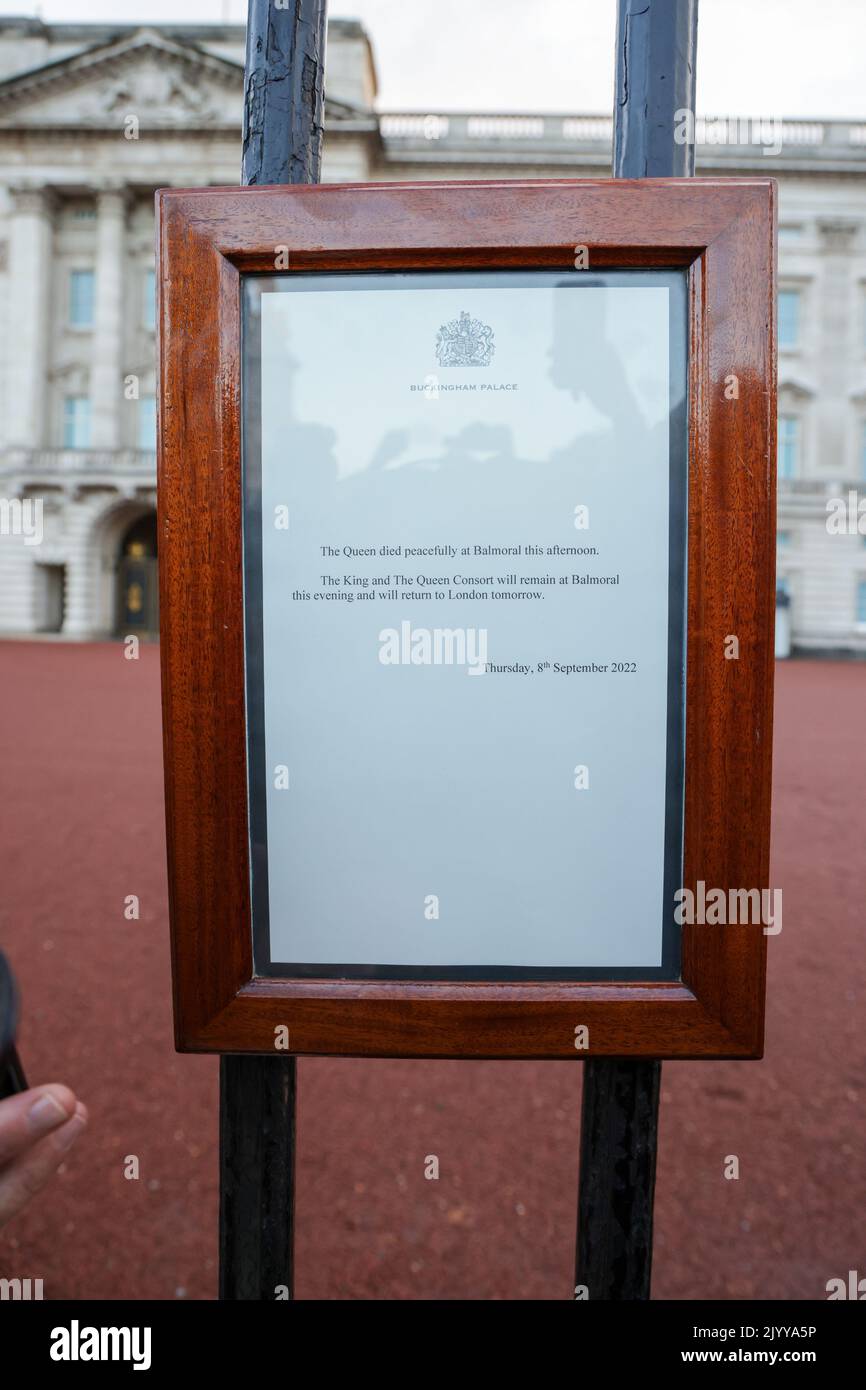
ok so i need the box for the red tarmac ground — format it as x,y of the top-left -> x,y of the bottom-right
0,642 -> 864,1300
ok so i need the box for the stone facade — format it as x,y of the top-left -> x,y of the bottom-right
0,17 -> 864,649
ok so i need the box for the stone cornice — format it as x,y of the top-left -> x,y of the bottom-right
0,18 -> 363,42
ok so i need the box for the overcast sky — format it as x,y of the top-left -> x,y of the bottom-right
0,0 -> 863,117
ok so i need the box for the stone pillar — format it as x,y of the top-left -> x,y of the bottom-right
816,218 -> 858,478
4,186 -> 55,449
812,220 -> 859,650
90,185 -> 128,450
62,493 -> 106,638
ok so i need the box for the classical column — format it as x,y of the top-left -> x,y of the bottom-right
5,186 -> 55,449
814,218 -> 860,647
90,184 -> 128,450
816,218 -> 858,479
62,495 -> 103,639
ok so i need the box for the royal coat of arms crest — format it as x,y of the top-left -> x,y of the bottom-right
435,310 -> 495,367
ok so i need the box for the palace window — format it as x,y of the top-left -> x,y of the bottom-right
778,289 -> 800,349
138,396 -> 156,450
69,269 -> 95,328
63,396 -> 90,449
857,579 -> 866,625
779,415 -> 800,478
144,268 -> 156,332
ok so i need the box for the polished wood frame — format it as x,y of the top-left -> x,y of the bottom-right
157,178 -> 776,1059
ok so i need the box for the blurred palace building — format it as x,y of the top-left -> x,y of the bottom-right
0,17 -> 865,649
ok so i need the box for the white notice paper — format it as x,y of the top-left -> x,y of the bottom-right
249,271 -> 684,973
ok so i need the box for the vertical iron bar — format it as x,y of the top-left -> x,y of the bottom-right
219,1054 -> 297,1300
577,1058 -> 662,1300
576,0 -> 698,1302
613,0 -> 698,179
242,0 -> 327,187
219,0 -> 328,1302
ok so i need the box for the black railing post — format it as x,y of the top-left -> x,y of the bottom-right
219,0 -> 328,1302
576,0 -> 698,1302
613,0 -> 699,179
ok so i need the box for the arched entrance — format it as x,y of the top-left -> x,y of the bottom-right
116,512 -> 158,636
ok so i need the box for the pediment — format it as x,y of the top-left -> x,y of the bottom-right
0,28 -> 376,132
0,28 -> 244,129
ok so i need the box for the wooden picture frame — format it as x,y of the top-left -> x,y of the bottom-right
157,178 -> 776,1059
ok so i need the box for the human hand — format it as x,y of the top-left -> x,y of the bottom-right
0,1085 -> 87,1226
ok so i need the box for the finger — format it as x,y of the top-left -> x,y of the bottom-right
0,1104 -> 87,1226
0,1085 -> 80,1167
